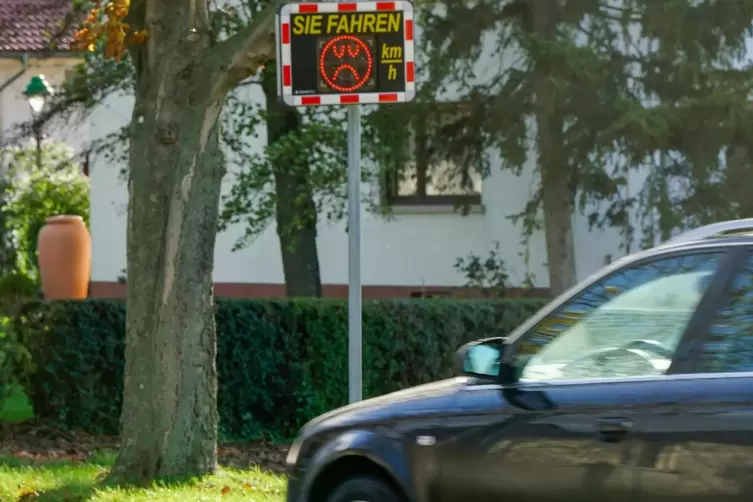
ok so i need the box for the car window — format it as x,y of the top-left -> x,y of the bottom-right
514,252 -> 723,382
697,254 -> 753,373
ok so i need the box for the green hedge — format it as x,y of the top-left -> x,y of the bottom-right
17,298 -> 545,439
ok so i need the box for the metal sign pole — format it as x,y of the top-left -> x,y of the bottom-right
346,103 -> 362,404
339,0 -> 362,405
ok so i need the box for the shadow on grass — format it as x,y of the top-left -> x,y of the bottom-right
17,482 -> 98,502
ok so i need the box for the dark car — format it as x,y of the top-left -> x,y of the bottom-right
286,219 -> 753,502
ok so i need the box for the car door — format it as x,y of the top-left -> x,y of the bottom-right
635,248 -> 753,502
431,248 -> 731,502
437,380 -> 645,502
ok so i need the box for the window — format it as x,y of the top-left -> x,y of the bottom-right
384,103 -> 482,206
513,252 -> 723,382
697,254 -> 753,373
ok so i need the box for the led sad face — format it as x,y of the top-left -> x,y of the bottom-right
317,35 -> 376,93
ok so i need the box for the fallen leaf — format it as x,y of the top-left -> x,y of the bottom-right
17,490 -> 39,501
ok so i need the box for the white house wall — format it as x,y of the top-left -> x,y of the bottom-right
86,84 -> 637,293
0,30 -> 643,296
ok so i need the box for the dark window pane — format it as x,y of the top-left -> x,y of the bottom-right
395,160 -> 482,197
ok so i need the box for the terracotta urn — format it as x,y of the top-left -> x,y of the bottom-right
37,215 -> 91,300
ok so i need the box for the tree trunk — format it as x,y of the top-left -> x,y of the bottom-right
532,0 -> 577,297
261,67 -> 322,297
111,56 -> 223,485
108,0 -> 279,484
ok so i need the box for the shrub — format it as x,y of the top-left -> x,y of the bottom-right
0,139 -> 89,415
0,316 -> 17,409
18,298 -> 546,438
0,272 -> 38,413
0,141 -> 89,280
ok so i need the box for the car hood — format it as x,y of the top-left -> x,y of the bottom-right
301,378 -> 467,436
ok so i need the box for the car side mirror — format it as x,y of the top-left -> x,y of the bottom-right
456,338 -> 504,379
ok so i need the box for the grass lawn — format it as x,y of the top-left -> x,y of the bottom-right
0,452 -> 286,501
0,391 -> 288,500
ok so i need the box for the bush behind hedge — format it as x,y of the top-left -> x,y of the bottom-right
18,298 -> 545,439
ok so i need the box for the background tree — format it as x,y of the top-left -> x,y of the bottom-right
219,66 -> 350,298
413,0 -> 753,295
260,66 -> 323,297
211,3 -> 332,297
628,1 -> 753,241
219,67 -> 392,298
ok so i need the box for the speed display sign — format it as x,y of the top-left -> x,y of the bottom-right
276,1 -> 416,106
274,1 -> 417,405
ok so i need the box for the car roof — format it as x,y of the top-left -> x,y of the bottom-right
640,219 -> 753,257
663,218 -> 753,246
657,234 -> 753,252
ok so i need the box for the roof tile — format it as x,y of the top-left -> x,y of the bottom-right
0,0 -> 75,53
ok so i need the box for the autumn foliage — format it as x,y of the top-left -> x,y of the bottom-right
72,0 -> 147,60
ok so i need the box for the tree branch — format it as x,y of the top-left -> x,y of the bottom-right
207,0 -> 289,93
